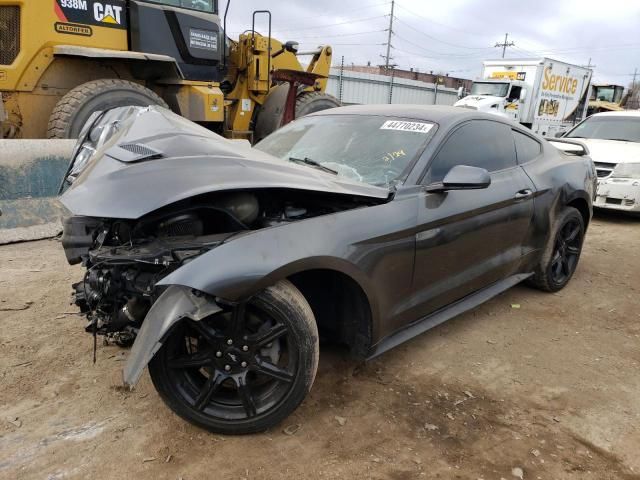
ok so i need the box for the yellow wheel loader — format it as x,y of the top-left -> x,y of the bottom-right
587,84 -> 625,115
0,0 -> 339,141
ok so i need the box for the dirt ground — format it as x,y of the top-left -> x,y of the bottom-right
1,211 -> 639,480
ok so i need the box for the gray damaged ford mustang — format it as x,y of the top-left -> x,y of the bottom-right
59,105 -> 595,434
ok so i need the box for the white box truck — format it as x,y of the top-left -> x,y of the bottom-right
455,58 -> 593,137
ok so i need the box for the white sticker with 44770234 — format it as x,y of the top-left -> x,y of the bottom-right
380,120 -> 434,133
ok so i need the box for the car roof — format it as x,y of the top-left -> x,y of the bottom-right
589,110 -> 640,118
309,104 -> 505,126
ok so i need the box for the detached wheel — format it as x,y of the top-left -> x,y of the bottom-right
528,207 -> 585,292
148,280 -> 318,435
47,79 -> 168,139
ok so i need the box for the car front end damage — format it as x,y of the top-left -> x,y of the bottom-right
594,171 -> 640,212
58,105 -> 389,382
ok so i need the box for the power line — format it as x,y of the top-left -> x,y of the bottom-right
291,29 -> 386,40
392,46 -> 487,68
510,42 -> 640,56
393,2 -> 491,38
393,17 -> 490,50
394,32 -> 494,58
274,1 -> 391,27
274,14 -> 387,33
301,42 -> 385,47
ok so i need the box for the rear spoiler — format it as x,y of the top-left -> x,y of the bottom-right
548,138 -> 590,157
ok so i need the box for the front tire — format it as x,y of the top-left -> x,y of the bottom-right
148,280 -> 318,435
528,207 -> 585,292
47,79 -> 168,139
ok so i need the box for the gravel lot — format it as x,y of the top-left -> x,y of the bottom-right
1,211 -> 639,480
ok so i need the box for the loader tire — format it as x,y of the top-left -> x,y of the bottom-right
294,91 -> 341,118
254,89 -> 341,143
47,79 -> 168,139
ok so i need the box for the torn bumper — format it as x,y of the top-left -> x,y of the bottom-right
122,285 -> 222,387
594,178 -> 640,212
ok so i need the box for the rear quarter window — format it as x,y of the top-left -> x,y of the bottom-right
513,130 -> 542,163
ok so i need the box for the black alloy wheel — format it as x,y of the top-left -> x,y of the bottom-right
149,281 -> 318,434
549,217 -> 582,285
528,207 -> 585,292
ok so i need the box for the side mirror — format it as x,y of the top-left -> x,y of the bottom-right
554,131 -> 564,138
519,88 -> 527,102
425,165 -> 491,193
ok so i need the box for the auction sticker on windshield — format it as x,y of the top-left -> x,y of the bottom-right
380,121 -> 434,133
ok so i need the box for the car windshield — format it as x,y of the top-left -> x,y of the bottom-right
565,116 -> 640,143
254,115 -> 436,186
470,82 -> 509,97
591,86 -> 617,102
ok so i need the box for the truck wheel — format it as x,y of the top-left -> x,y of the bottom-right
47,79 -> 168,139
254,89 -> 341,143
527,207 -> 585,292
148,280 -> 319,435
295,91 -> 341,118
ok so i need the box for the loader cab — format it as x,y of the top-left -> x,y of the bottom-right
128,0 -> 226,81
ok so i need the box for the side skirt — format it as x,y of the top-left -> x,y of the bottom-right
367,273 -> 532,359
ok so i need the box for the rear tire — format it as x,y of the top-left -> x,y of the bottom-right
47,79 -> 168,139
148,280 -> 319,435
528,207 -> 585,292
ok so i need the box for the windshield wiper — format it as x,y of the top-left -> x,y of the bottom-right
605,138 -> 634,142
289,157 -> 337,175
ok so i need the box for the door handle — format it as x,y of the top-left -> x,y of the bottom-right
514,189 -> 533,200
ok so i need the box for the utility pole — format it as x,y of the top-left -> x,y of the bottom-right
629,68 -> 639,110
383,0 -> 395,70
495,33 -> 515,58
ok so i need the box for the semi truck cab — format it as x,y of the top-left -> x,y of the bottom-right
455,79 -> 528,123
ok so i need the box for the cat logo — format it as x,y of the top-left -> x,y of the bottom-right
93,2 -> 123,25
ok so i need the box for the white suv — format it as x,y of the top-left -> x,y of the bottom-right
564,111 -> 640,213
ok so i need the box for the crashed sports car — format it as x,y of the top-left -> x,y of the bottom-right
59,105 -> 595,434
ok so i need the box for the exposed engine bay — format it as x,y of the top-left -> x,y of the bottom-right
63,189 -> 378,347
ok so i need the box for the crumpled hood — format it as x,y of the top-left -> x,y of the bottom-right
575,138 -> 640,165
60,106 -> 390,219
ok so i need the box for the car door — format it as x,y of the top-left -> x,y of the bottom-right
408,120 -> 536,321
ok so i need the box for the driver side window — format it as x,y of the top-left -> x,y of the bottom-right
424,120 -> 517,184
508,86 -> 522,102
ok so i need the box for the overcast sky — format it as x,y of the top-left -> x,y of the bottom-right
225,0 -> 640,86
